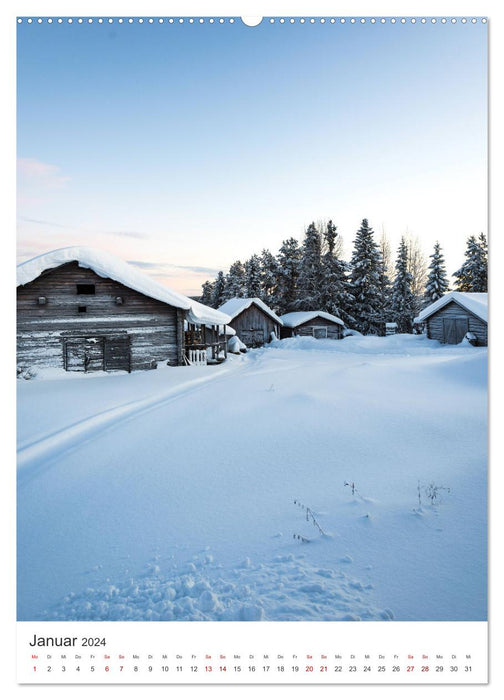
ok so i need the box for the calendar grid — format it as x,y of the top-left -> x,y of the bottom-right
18,621 -> 488,684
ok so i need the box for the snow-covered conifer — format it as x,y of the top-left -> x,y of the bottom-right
245,254 -> 263,298
260,249 -> 280,308
477,233 -> 488,292
376,232 -> 393,327
211,270 -> 227,308
224,260 -> 246,300
453,234 -> 488,292
200,280 -> 215,306
295,222 -> 324,311
349,219 -> 383,334
424,242 -> 449,303
320,220 -> 355,325
276,237 -> 302,314
391,237 -> 415,333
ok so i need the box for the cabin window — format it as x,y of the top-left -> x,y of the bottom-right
37,296 -> 47,305
115,296 -> 123,305
76,284 -> 95,295
78,305 -> 87,313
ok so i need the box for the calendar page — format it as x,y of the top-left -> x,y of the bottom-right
14,1 -> 490,690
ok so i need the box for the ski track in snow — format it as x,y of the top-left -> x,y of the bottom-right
17,364 -> 240,484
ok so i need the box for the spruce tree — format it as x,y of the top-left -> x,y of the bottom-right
349,219 -> 383,334
453,234 -> 488,292
377,231 -> 393,327
476,232 -> 488,292
224,260 -> 246,300
391,237 -> 415,333
276,237 -> 302,314
260,248 -> 279,309
320,220 -> 355,325
200,280 -> 215,306
245,254 -> 263,298
295,222 -> 324,311
212,271 -> 227,308
424,242 -> 449,303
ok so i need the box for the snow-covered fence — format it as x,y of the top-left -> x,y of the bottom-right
188,349 -> 207,366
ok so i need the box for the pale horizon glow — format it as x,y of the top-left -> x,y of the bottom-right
17,18 -> 487,295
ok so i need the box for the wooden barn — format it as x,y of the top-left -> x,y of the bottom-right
279,311 -> 345,340
17,247 -> 231,373
218,298 -> 283,347
414,292 -> 488,346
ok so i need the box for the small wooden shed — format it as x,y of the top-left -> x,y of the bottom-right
218,298 -> 283,347
17,247 -> 231,373
279,311 -> 345,340
414,292 -> 487,346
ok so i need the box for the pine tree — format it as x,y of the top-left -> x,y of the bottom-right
245,254 -> 262,298
320,220 -> 355,325
391,237 -> 415,333
211,271 -> 227,308
224,260 -> 246,300
349,219 -> 383,334
424,242 -> 449,303
260,249 -> 279,308
453,234 -> 488,292
200,280 -> 215,306
295,222 -> 324,311
276,237 -> 302,314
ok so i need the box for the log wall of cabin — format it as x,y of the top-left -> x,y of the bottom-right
231,305 -> 279,344
17,262 -> 183,370
426,301 -> 487,346
293,317 -> 343,340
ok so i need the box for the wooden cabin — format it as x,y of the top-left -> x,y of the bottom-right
414,292 -> 487,346
279,311 -> 344,340
17,247 -> 231,373
218,298 -> 283,348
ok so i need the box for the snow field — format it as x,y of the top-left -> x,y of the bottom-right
17,335 -> 487,622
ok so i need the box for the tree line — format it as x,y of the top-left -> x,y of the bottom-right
200,219 -> 488,334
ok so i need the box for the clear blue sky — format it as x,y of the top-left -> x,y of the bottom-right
17,17 -> 487,294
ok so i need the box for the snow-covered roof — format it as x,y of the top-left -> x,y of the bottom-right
218,298 -> 283,325
16,246 -> 231,327
414,292 -> 488,324
280,311 -> 344,328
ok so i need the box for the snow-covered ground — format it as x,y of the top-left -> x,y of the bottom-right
17,334 -> 487,622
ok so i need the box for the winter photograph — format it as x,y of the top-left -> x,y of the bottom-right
16,16 -> 487,623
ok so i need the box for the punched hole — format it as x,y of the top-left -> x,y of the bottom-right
241,17 -> 263,27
